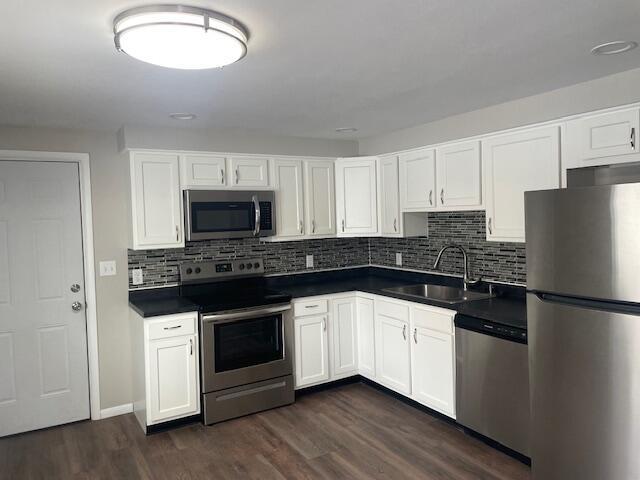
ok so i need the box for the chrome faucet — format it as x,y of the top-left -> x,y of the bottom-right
433,244 -> 481,291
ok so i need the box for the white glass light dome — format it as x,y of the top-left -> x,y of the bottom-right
113,6 -> 248,69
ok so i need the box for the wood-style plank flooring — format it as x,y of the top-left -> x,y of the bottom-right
0,383 -> 530,479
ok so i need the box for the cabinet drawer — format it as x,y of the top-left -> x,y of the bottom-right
376,299 -> 409,322
412,305 -> 454,334
148,313 -> 197,340
294,298 -> 329,317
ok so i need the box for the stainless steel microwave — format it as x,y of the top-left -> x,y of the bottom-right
184,190 -> 276,240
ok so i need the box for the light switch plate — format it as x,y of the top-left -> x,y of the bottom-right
132,268 -> 143,285
306,254 -> 314,268
99,260 -> 117,277
395,253 -> 403,266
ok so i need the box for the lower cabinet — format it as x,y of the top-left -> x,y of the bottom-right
374,299 -> 412,395
356,296 -> 376,379
331,297 -> 359,378
294,313 -> 330,387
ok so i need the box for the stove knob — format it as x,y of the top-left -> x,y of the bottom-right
246,263 -> 253,269
195,267 -> 201,274
186,268 -> 193,274
254,262 -> 260,269
239,264 -> 245,270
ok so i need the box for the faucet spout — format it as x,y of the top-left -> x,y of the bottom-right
433,244 -> 481,290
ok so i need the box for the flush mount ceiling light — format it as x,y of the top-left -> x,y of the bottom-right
113,5 -> 249,69
591,40 -> 638,55
335,127 -> 358,133
169,112 -> 197,120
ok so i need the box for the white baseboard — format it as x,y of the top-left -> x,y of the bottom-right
99,403 -> 133,420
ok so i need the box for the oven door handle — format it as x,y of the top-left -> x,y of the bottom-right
201,303 -> 291,324
252,194 -> 261,237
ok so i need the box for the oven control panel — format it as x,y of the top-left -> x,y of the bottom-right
180,258 -> 265,284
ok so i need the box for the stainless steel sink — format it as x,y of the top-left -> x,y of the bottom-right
382,284 -> 493,304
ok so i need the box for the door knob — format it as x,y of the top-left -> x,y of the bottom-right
71,301 -> 83,312
70,284 -> 81,293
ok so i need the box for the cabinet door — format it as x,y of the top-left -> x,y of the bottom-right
379,156 -> 401,235
482,126 -> 560,242
331,297 -> 358,377
180,154 -> 226,187
577,108 -> 639,161
130,152 -> 183,249
304,160 -> 336,236
356,297 -> 375,379
436,141 -> 481,208
273,159 -> 305,238
411,326 -> 455,417
229,156 -> 270,187
335,157 -> 378,236
147,334 -> 199,423
294,315 -> 329,388
399,148 -> 436,210
375,308 -> 411,395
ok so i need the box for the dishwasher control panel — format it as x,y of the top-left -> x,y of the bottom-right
455,314 -> 527,344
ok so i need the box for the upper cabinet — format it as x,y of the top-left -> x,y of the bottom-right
273,158 -> 305,238
435,141 -> 482,209
335,157 -> 379,236
129,152 -> 184,250
304,159 -> 336,237
399,148 -> 436,210
180,154 -> 226,187
482,126 -> 560,242
229,156 -> 270,188
379,155 -> 400,235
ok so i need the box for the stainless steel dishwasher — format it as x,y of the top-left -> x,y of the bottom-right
455,314 -> 530,457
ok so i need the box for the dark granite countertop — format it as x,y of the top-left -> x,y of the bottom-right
129,266 -> 527,329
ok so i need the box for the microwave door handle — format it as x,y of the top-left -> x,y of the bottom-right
253,195 -> 261,236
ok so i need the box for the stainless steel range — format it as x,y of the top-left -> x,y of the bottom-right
180,258 -> 294,425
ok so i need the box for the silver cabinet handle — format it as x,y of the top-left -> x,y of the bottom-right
299,219 -> 303,234
488,217 -> 493,235
175,225 -> 179,242
393,218 -> 397,232
402,324 -> 407,340
440,188 -> 444,205
322,318 -> 326,331
164,325 -> 182,330
413,328 -> 418,344
304,304 -> 318,309
71,301 -> 83,312
428,190 -> 433,206
189,338 -> 193,355
220,168 -> 225,182
341,219 -> 345,232
235,168 -> 239,184
252,195 -> 261,236
632,127 -> 636,150
312,219 -> 316,233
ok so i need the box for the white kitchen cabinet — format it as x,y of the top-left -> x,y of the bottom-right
294,314 -> 330,388
129,151 -> 184,250
273,158 -> 305,238
331,297 -> 358,378
399,148 -> 436,211
356,296 -> 376,379
410,305 -> 456,418
335,157 -> 378,236
379,155 -> 401,235
482,126 -> 560,242
131,311 -> 200,432
304,159 -> 336,236
374,299 -> 411,395
229,156 -> 270,187
574,107 -> 639,163
180,154 -> 226,187
436,141 -> 482,209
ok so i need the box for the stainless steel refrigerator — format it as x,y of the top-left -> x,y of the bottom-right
525,168 -> 640,480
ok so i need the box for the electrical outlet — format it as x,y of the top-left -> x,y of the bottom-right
99,260 -> 117,277
395,252 -> 403,266
132,268 -> 143,285
306,254 -> 314,268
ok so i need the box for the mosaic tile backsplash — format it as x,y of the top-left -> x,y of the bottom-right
128,211 -> 526,289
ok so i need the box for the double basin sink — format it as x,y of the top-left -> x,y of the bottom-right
383,284 -> 493,305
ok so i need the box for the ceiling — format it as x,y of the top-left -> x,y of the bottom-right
1,0 -> 640,139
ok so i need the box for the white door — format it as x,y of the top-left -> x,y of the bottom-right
304,160 -> 335,236
482,126 -> 560,242
229,156 -> 270,187
130,152 -> 183,249
331,297 -> 358,378
335,157 -> 378,236
0,161 -> 89,437
436,141 -> 482,209
294,315 -> 329,388
148,334 -> 199,423
356,297 -> 375,379
379,156 -> 400,235
375,312 -> 411,395
273,159 -> 305,238
399,148 -> 436,210
411,326 -> 455,417
180,154 -> 226,187
577,108 -> 640,161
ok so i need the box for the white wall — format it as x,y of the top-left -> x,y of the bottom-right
0,125 -> 358,410
359,67 -> 640,155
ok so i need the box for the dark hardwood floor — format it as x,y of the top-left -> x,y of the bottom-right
0,383 -> 530,479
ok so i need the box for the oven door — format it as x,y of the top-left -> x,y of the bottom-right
200,304 -> 293,392
184,190 -> 275,240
